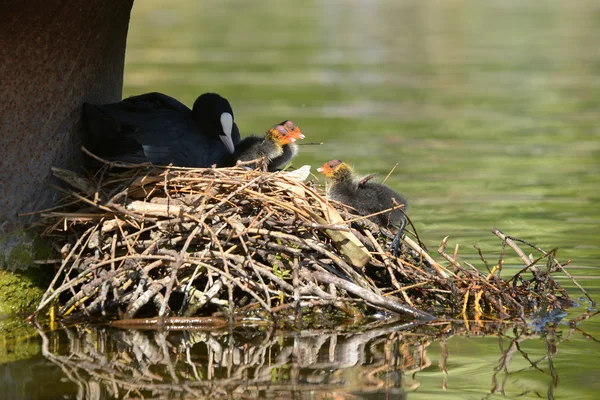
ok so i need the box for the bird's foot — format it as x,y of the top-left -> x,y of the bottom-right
387,217 -> 408,257
389,235 -> 402,258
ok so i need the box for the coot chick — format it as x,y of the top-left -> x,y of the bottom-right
233,121 -> 305,171
317,159 -> 408,255
267,120 -> 305,171
82,92 -> 240,167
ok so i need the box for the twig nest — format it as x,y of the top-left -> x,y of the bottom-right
30,163 -> 578,327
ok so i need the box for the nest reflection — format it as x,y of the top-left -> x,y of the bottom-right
35,316 -> 571,400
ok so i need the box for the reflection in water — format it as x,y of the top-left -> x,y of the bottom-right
28,316 -> 585,400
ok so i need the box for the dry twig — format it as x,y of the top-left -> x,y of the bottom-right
29,162 -> 580,327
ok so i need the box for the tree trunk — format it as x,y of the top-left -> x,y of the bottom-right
0,0 -> 134,232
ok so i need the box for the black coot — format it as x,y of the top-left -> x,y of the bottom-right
82,92 -> 240,167
317,159 -> 408,255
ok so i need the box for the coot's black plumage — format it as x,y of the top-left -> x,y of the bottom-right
318,159 -> 408,255
232,121 -> 305,171
82,92 -> 240,167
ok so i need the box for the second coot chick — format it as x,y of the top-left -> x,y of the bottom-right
317,159 -> 408,255
82,92 -> 240,167
232,121 -> 305,171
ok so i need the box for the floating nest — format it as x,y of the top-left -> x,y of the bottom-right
29,157 -> 588,328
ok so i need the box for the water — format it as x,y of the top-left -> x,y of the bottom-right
125,0 -> 600,267
3,318 -> 600,399
3,0 -> 600,398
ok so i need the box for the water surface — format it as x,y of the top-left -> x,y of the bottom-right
125,0 -> 600,268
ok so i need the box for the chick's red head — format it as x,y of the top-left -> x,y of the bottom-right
268,122 -> 304,145
317,159 -> 344,177
279,120 -> 305,141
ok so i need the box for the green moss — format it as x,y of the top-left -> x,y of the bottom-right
0,229 -> 54,317
0,230 -> 52,365
0,269 -> 48,317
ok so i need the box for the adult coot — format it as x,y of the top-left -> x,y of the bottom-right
82,92 -> 240,167
317,159 -> 408,255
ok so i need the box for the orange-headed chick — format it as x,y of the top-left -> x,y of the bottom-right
234,121 -> 305,171
269,120 -> 305,170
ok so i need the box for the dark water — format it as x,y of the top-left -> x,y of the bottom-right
2,0 -> 600,398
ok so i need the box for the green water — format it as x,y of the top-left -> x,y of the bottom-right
3,0 -> 600,398
126,0 -> 600,268
125,0 -> 600,396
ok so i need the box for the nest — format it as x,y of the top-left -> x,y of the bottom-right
30,157 -> 587,327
